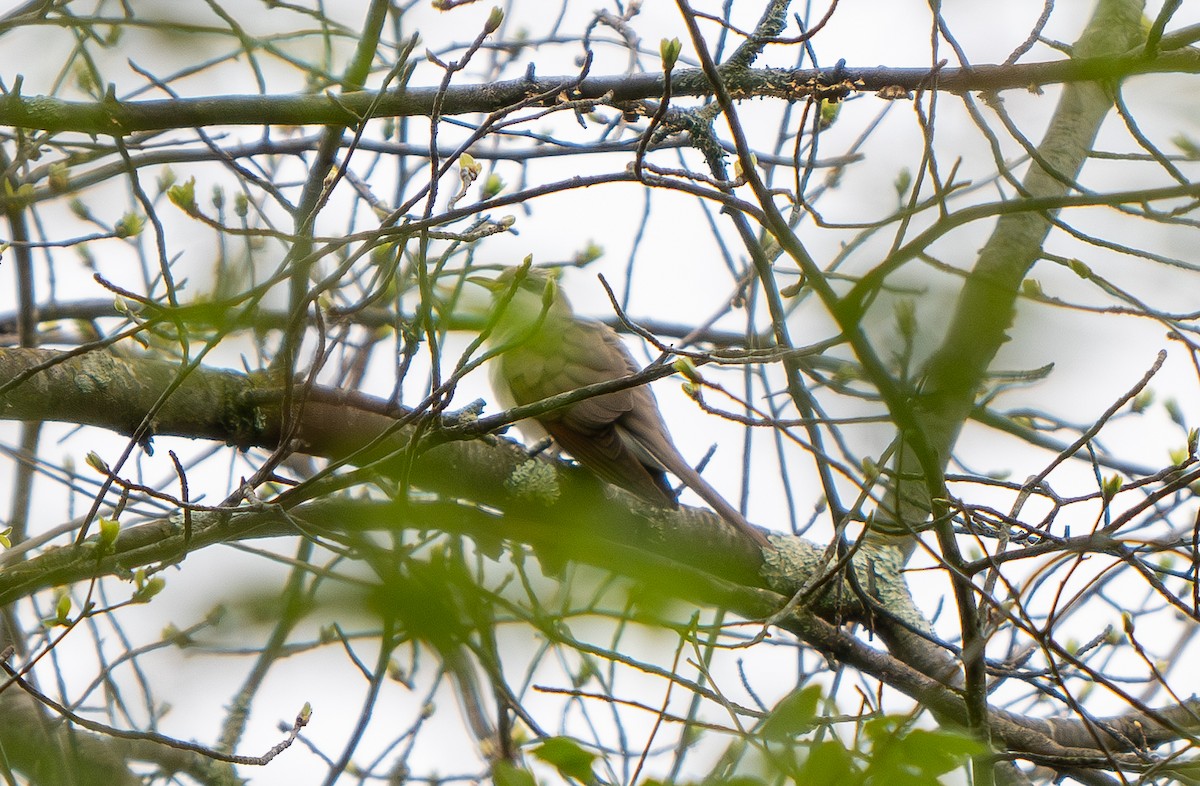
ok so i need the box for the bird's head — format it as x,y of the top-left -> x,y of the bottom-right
467,262 -> 574,339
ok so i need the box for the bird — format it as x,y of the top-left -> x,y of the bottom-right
471,264 -> 772,550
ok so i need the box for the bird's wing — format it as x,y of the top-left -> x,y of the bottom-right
539,415 -> 677,505
494,312 -> 770,548
499,319 -> 676,505
501,318 -> 639,427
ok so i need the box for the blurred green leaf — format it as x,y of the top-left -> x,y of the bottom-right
863,719 -> 981,785
897,729 -> 982,776
533,736 -> 595,781
492,761 -> 537,786
760,684 -> 822,740
168,177 -> 197,215
798,740 -> 856,786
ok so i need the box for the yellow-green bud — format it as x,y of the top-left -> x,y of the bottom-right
484,7 -> 504,34
660,37 -> 681,70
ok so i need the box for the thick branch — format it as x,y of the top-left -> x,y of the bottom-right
0,346 -> 768,580
2,52 -> 1198,134
914,0 -> 1147,471
0,689 -> 233,785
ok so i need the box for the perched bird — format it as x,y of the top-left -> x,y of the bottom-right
472,265 -> 771,549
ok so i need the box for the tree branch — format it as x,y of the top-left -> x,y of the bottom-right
2,53 -> 1198,134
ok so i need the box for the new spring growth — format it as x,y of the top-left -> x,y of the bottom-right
132,569 -> 165,604
732,153 -> 758,182
819,99 -> 841,128
3,180 -> 34,207
574,240 -> 603,265
1101,474 -> 1121,503
485,7 -> 504,35
482,173 -> 505,199
459,152 -> 482,178
672,357 -> 702,384
98,517 -> 121,553
537,265 -> 557,309
1165,398 -> 1185,429
894,299 -> 917,342
51,593 -> 72,627
459,152 -> 481,190
115,212 -> 144,239
1131,388 -> 1154,413
660,37 -> 681,71
1067,258 -> 1092,279
85,451 -> 110,474
168,177 -> 198,215
156,165 -> 176,195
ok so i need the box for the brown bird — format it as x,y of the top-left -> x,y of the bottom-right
473,265 -> 771,549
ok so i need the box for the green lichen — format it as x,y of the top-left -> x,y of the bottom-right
505,459 -> 560,506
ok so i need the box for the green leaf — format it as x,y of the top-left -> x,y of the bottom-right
69,197 -> 91,219
168,176 -> 198,214
45,592 -> 73,627
1131,388 -> 1154,413
98,517 -> 121,552
533,736 -> 595,781
492,761 -> 537,786
760,684 -> 822,740
819,98 -> 841,128
482,173 -> 505,199
484,6 -> 504,34
1101,474 -> 1121,501
672,357 -> 701,383
114,212 -> 144,238
573,240 -> 603,265
1172,133 -> 1200,158
1165,397 -> 1185,428
798,740 -> 856,786
660,37 -> 681,70
893,728 -> 982,777
459,152 -> 481,178
156,165 -> 176,195
863,721 -> 981,784
132,576 -> 165,603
